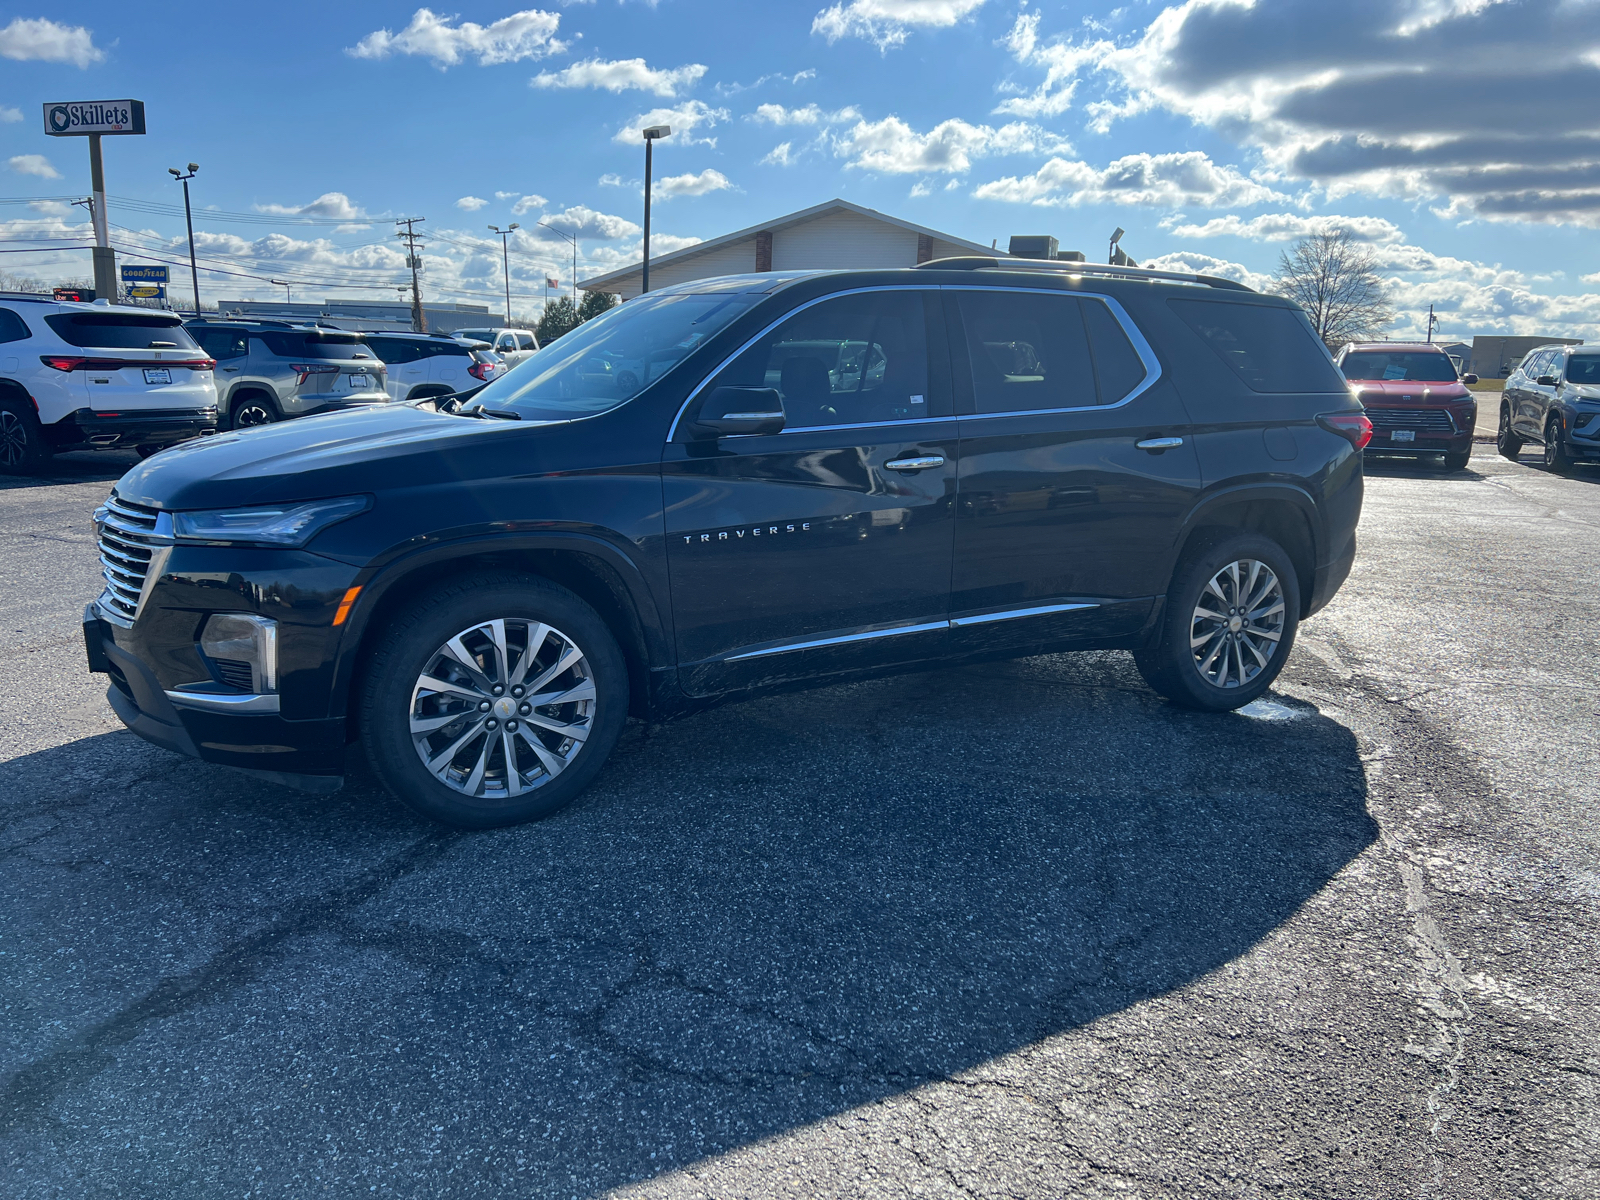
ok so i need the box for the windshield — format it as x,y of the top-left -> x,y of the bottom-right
1340,351 -> 1458,382
469,292 -> 761,420
1566,356 -> 1600,384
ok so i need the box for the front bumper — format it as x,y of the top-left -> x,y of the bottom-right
56,406 -> 219,449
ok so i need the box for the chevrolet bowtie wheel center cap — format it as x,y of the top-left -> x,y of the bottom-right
493,697 -> 517,719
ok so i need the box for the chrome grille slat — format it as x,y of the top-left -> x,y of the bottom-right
1366,407 -> 1455,431
94,494 -> 165,624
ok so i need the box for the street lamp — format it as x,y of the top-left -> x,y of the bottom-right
536,220 -> 578,312
641,124 -> 671,294
1108,227 -> 1125,265
168,163 -> 199,315
270,279 -> 291,305
487,223 -> 519,325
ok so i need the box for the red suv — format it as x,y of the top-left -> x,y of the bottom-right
1333,341 -> 1477,470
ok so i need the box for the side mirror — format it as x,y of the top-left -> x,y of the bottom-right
1537,374 -> 1558,386
691,386 -> 785,438
1460,373 -> 1478,385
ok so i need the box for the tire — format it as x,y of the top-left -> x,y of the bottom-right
135,444 -> 165,460
1497,404 -> 1523,461
1133,532 -> 1301,712
1543,415 -> 1573,474
227,393 -> 278,430
359,573 -> 629,829
0,398 -> 52,476
1444,448 -> 1472,471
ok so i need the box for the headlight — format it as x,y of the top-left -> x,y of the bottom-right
199,613 -> 277,693
171,496 -> 369,547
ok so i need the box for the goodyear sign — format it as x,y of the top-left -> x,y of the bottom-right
121,265 -> 168,283
43,100 -> 146,136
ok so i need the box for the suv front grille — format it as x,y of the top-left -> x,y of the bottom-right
1366,407 -> 1456,433
95,495 -> 163,622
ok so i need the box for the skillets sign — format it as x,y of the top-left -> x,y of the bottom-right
43,100 -> 146,136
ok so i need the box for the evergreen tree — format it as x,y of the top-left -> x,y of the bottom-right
536,296 -> 579,343
578,290 -> 618,323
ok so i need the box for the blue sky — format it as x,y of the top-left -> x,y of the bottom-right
3,1 -> 1598,341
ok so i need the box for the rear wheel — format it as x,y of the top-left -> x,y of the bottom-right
1134,533 -> 1301,712
359,574 -> 629,828
1497,404 -> 1523,461
227,393 -> 278,430
0,399 -> 52,476
1544,415 -> 1573,474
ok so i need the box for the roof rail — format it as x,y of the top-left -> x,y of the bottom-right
912,255 -> 1254,292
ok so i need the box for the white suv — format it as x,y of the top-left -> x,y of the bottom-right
0,296 -> 218,474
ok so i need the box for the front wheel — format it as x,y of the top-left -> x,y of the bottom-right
359,574 -> 629,828
1134,533 -> 1301,712
1497,404 -> 1523,461
1444,448 -> 1472,471
1544,415 -> 1573,474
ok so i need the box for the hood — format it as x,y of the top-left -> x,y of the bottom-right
1348,379 -> 1472,404
113,404 -> 555,511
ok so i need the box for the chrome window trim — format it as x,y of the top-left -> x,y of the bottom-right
949,601 -> 1100,628
941,285 -> 1163,416
665,285 -> 939,442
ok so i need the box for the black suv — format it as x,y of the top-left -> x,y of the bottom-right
83,262 -> 1367,827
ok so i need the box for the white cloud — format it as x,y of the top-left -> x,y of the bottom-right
974,151 -> 1288,209
0,17 -> 104,67
834,116 -> 1070,175
598,173 -> 626,187
0,106 -> 22,123
1139,251 -> 1276,293
539,205 -> 641,239
7,154 -> 61,180
748,103 -> 859,126
255,192 -> 367,219
510,193 -> 548,215
613,100 -> 730,146
909,180 -> 932,198
1008,1 -> 1600,227
494,190 -> 520,200
1160,212 -> 1407,244
812,0 -> 988,52
347,7 -> 563,67
762,142 -> 796,167
455,195 -> 489,211
531,57 -> 707,96
653,169 -> 732,199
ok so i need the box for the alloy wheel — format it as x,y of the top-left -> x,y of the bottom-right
408,617 -> 595,799
0,410 -> 26,468
1189,558 -> 1286,689
233,402 -> 275,428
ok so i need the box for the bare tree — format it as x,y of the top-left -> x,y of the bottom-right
1272,230 -> 1394,347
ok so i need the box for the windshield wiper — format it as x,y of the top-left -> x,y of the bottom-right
458,405 -> 521,421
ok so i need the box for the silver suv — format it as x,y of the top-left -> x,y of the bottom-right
184,321 -> 388,429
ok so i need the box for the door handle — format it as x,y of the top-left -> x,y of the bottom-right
1135,436 -> 1184,452
885,455 -> 945,471
223,367 -> 240,372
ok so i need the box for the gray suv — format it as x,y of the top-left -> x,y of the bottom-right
185,321 -> 389,429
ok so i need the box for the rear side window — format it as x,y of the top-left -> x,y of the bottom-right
1169,299 -> 1344,393
516,332 -> 537,350
258,332 -> 374,360
194,329 -> 248,360
0,307 -> 30,343
424,340 -> 469,358
1082,299 -> 1147,403
957,292 -> 1096,413
1566,356 -> 1600,383
44,312 -> 200,351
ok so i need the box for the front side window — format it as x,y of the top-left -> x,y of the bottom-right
708,290 -> 930,428
1565,355 -> 1600,384
1340,351 -> 1458,382
1170,299 -> 1345,393
0,307 -> 30,343
44,312 -> 200,351
472,291 -> 760,421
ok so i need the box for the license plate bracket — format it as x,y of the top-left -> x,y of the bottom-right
1392,429 -> 1416,442
348,373 -> 371,390
143,367 -> 172,385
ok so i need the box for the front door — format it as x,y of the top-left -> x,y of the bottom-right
662,288 -> 956,696
946,287 -> 1203,654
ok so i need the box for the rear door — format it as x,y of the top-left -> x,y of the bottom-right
662,287 -> 957,696
1514,350 -> 1551,437
946,287 -> 1201,652
427,340 -> 468,393
368,337 -> 423,401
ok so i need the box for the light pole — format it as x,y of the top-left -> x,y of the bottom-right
1426,303 -> 1439,344
168,163 -> 199,315
641,124 -> 671,294
488,223 -> 519,325
536,220 -> 578,312
1108,227 -> 1125,265
270,279 -> 291,305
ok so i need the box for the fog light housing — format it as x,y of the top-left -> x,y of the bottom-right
199,613 -> 278,694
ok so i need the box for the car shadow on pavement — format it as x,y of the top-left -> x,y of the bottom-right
0,450 -> 139,492
0,651 -> 1375,1196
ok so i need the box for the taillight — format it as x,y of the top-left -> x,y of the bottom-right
468,362 -> 490,381
40,355 -> 88,372
290,363 -> 338,385
1317,411 -> 1374,450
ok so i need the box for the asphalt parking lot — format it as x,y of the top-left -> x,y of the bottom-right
2,446 -> 1597,1199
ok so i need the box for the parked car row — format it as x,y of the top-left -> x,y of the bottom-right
0,293 -> 531,474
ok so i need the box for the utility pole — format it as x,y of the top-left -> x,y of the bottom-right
488,223 -> 519,325
270,279 -> 292,304
168,163 -> 199,315
396,217 -> 427,332
1425,304 -> 1439,344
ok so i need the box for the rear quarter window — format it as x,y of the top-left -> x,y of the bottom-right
1168,299 -> 1344,393
0,307 -> 31,343
44,312 -> 200,351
